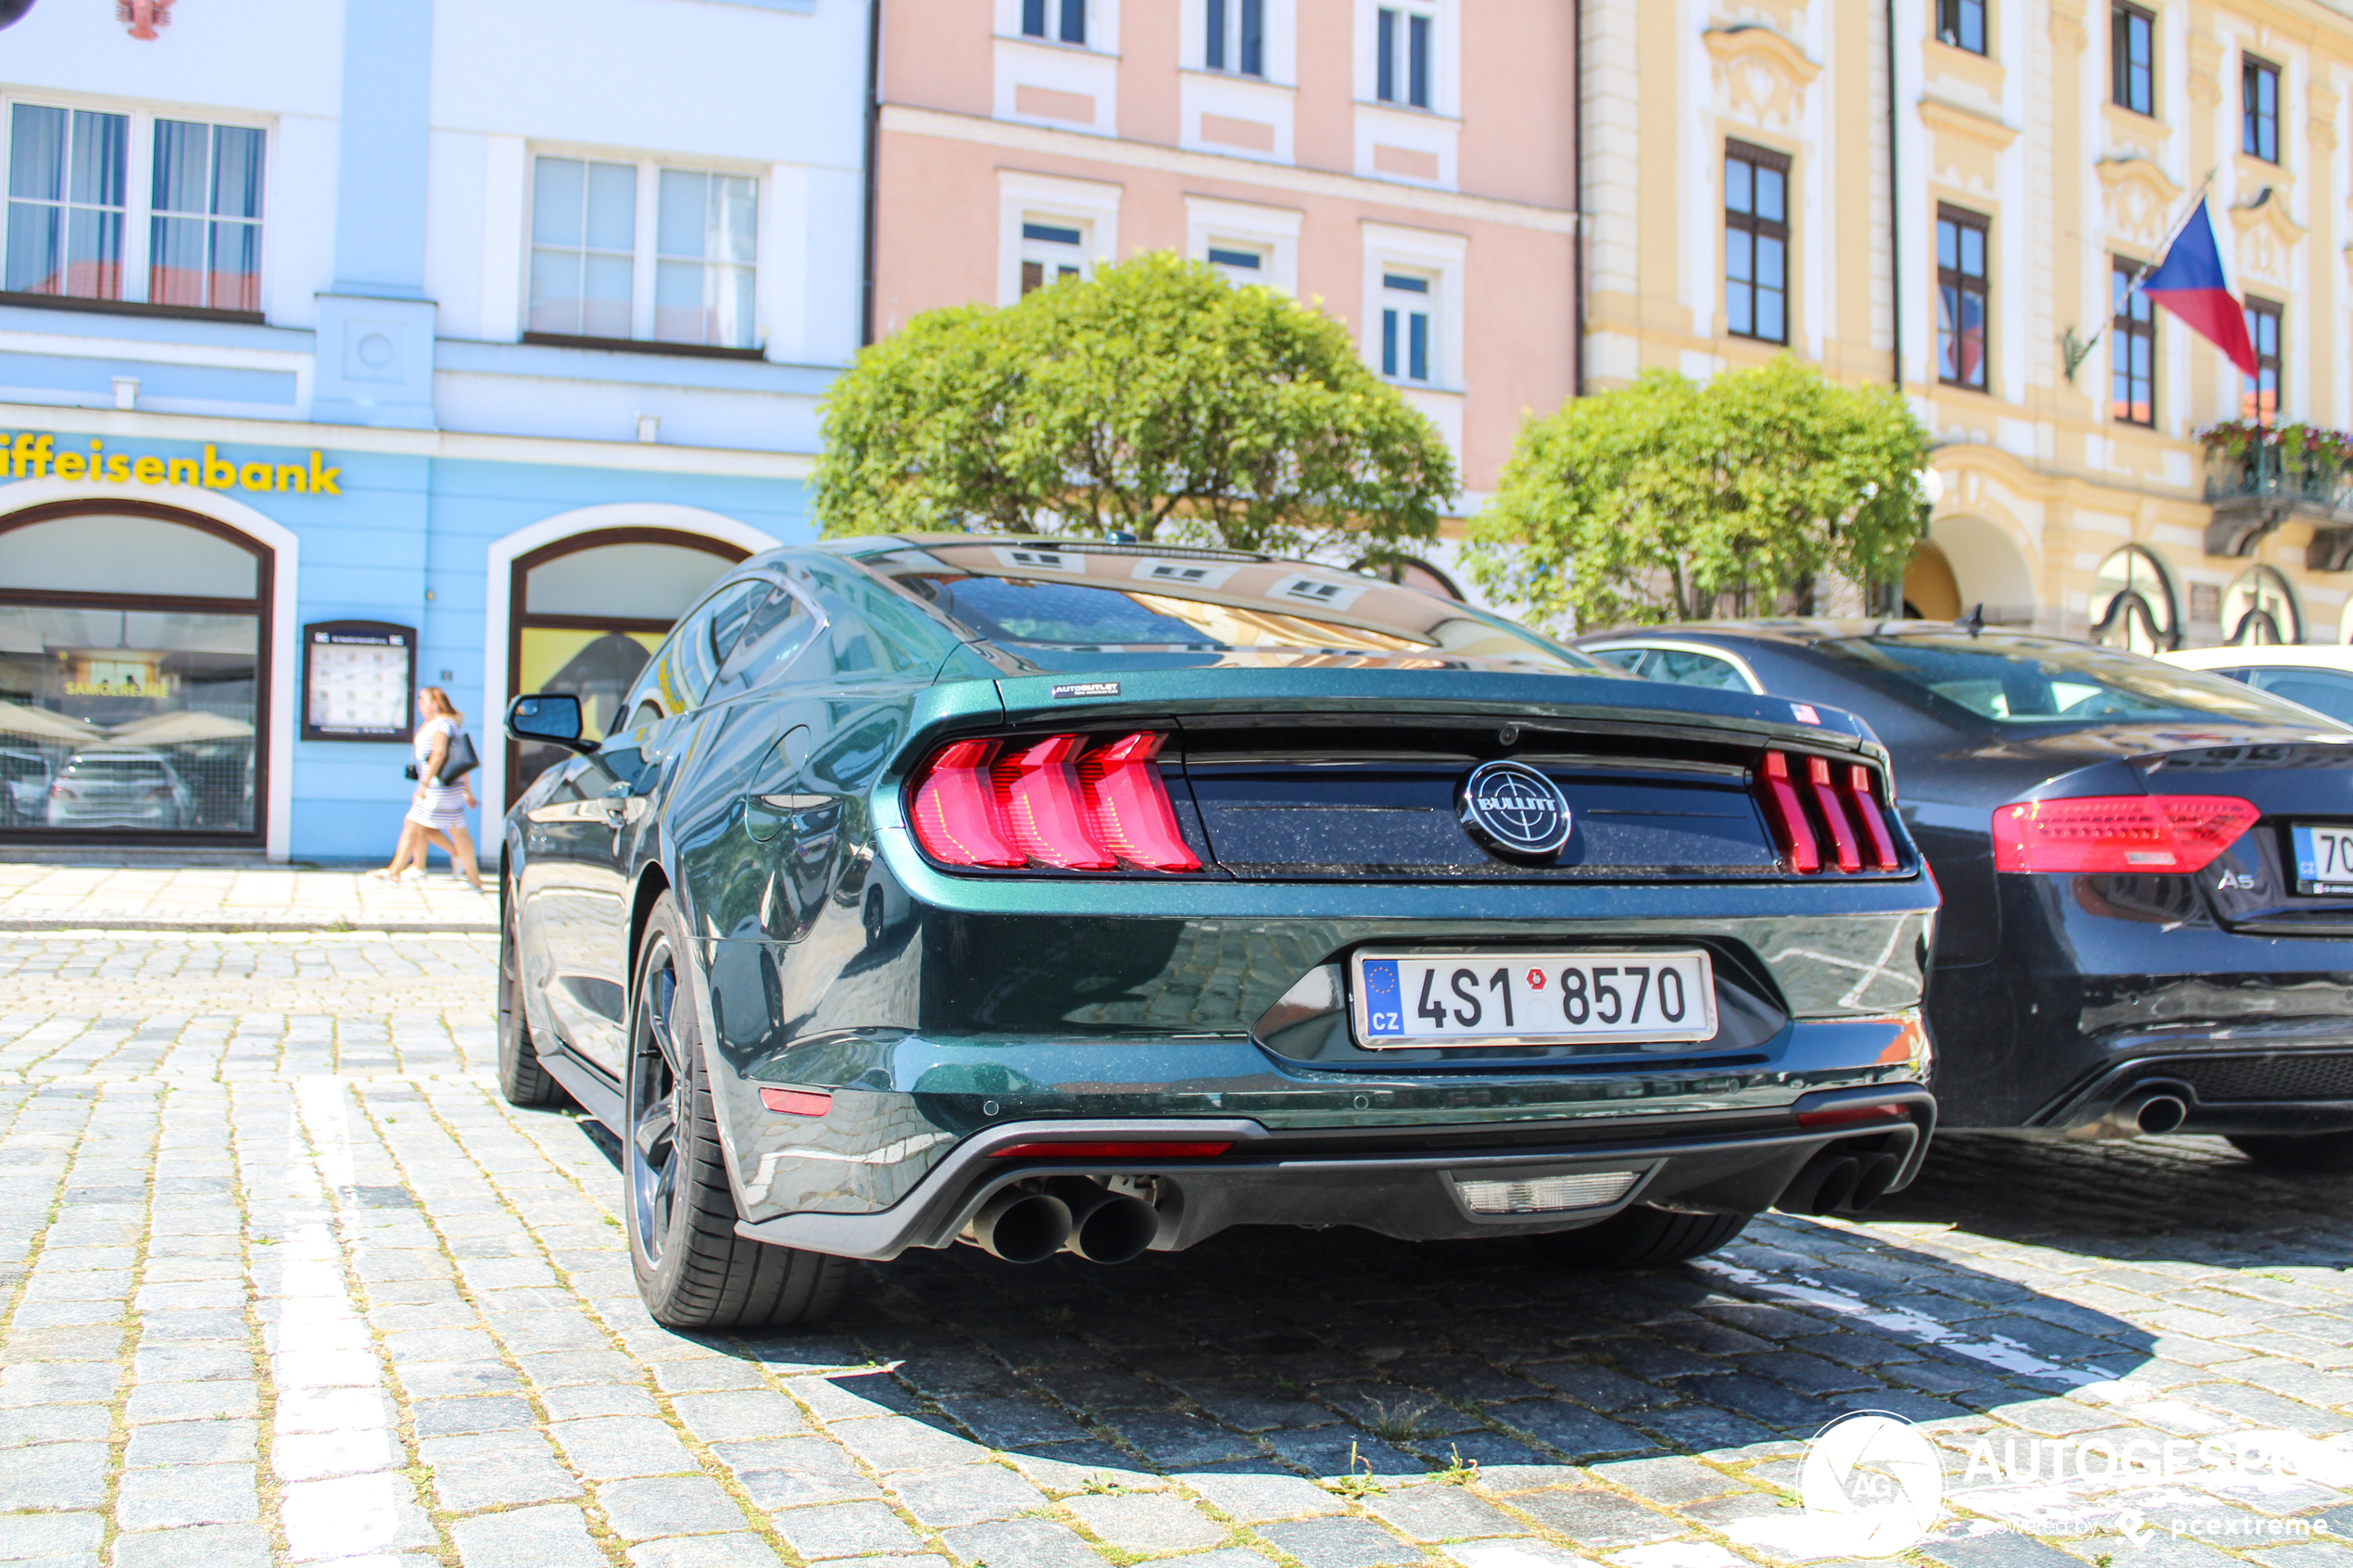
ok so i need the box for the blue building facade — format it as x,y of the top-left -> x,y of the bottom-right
0,0 -> 865,859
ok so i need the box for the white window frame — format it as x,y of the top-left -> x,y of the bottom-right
998,171 -> 1120,306
996,0 -> 1118,53
1187,196 -> 1301,295
1358,0 -> 1454,115
1018,218 -> 1089,295
1184,0 -> 1294,81
0,91 -> 273,316
1361,222 -> 1465,392
523,146 -> 766,352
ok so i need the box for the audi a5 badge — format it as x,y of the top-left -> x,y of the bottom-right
1459,759 -> 1573,861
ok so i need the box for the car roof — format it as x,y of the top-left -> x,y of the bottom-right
1575,619 -> 2016,649
2163,645 -> 2353,672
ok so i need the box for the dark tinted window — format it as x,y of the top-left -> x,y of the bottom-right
1817,633 -> 2334,727
627,579 -> 768,720
709,584 -> 820,699
2241,666 -> 2353,725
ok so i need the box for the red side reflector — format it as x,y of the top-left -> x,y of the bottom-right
988,1140 -> 1232,1160
909,740 -> 1025,867
1992,795 -> 2259,875
992,734 -> 1117,870
1806,756 -> 1863,873
1796,1102 -> 1907,1129
1758,751 -> 1820,874
759,1087 -> 832,1117
1078,732 -> 1202,872
1846,764 -> 1901,872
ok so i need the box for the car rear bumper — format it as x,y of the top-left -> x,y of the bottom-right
733,1087 -> 1933,1261
2028,1022 -> 2353,1137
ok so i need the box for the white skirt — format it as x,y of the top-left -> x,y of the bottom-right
406,786 -> 468,834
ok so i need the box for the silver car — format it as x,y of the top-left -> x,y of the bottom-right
45,751 -> 196,830
0,750 -> 52,825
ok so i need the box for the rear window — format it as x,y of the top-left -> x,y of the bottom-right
65,757 -> 169,782
1818,633 -> 2337,727
871,544 -> 1601,673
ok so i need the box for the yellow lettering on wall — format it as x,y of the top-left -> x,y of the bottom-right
106,454 -> 131,483
275,465 -> 308,494
204,446 -> 235,489
55,452 -> 84,480
10,432 -> 343,496
238,462 -> 273,492
310,453 -> 343,495
133,457 -> 165,483
169,458 -> 198,486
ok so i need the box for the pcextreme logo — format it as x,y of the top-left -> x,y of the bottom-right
4,432 -> 343,495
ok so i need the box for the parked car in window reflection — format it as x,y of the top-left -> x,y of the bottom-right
45,751 -> 197,830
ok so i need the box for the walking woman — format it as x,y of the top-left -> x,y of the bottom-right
371,687 -> 484,891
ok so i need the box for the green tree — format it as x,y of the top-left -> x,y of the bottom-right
1466,357 -> 1931,632
814,252 -> 1455,559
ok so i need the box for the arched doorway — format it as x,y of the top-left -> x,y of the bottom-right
1900,539 -> 1962,621
506,528 -> 748,802
1926,513 -> 2036,626
2223,564 -> 2301,646
0,500 -> 272,844
2091,545 -> 2180,654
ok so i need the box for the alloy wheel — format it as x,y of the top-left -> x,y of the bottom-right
629,939 -> 689,1266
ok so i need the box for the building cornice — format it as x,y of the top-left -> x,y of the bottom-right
879,105 -> 1578,235
0,402 -> 816,480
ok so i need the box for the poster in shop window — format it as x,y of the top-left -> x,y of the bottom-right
302,621 -> 415,742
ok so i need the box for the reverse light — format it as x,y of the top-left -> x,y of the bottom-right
1992,795 -> 2260,875
988,1140 -> 1232,1160
908,731 -> 1201,875
1757,752 -> 1821,874
1078,732 -> 1202,872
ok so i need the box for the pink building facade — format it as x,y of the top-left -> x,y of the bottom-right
871,0 -> 1579,515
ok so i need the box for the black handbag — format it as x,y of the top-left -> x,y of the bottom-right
437,730 -> 481,784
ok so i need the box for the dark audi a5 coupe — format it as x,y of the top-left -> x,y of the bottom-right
1580,622 -> 2353,1168
500,539 -> 1937,1329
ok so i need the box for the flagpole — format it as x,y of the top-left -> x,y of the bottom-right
2061,170 -> 2219,376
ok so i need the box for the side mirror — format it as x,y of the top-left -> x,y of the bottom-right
506,693 -> 596,754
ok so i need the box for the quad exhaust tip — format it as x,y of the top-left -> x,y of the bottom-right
1776,1150 -> 1905,1217
961,1182 -> 1164,1265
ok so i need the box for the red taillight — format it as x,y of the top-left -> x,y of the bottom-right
1806,756 -> 1863,874
1758,752 -> 1820,874
759,1087 -> 832,1117
1760,751 -> 1905,876
992,734 -> 1116,870
1078,732 -> 1201,872
1992,795 -> 2259,875
988,1140 -> 1232,1160
909,731 -> 1200,875
1846,763 -> 1901,872
908,740 -> 1024,867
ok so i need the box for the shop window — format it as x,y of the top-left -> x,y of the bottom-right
2091,544 -> 2178,654
507,530 -> 745,802
527,155 -> 759,352
0,504 -> 270,843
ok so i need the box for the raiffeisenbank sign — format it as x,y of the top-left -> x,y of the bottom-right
4,432 -> 345,495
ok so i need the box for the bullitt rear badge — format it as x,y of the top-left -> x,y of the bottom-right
1459,760 -> 1573,861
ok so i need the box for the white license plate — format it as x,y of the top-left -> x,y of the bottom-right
1350,949 -> 1717,1048
2291,823 -> 2353,895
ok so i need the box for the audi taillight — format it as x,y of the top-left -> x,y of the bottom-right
909,731 -> 1200,874
1757,750 -> 1904,876
1992,795 -> 2259,875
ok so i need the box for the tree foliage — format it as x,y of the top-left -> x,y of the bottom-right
1466,358 -> 1931,632
814,252 -> 1456,559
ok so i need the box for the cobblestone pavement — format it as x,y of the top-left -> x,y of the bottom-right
0,865 -> 495,933
5,932 -> 2353,1568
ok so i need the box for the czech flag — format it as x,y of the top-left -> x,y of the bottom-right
2138,198 -> 2258,376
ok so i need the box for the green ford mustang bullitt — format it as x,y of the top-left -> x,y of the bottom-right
499,536 -> 1939,1329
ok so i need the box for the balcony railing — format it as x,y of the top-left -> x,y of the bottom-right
2201,442 -> 2353,567
2204,445 -> 2353,511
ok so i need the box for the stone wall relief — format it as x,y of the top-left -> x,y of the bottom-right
1702,24 -> 1818,136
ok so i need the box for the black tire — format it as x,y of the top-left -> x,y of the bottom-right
2228,1132 -> 2353,1173
1529,1206 -> 1753,1269
625,894 -> 852,1330
497,883 -> 562,1108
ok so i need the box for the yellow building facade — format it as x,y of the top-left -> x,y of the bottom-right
1582,0 -> 2353,646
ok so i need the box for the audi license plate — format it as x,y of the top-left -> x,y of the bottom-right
1351,950 -> 1717,1048
2291,823 -> 2353,896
